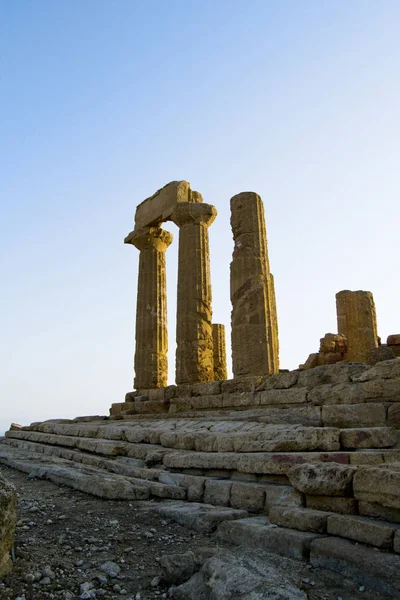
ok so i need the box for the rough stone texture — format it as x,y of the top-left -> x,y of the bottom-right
311,536 -> 400,596
217,517 -> 323,561
132,180 -> 191,230
327,513 -> 398,549
353,466 -> 400,509
230,192 -> 279,378
230,482 -> 266,511
336,290 -> 379,363
322,403 -> 387,428
269,506 -> 331,533
339,427 -> 397,449
358,500 -> 400,523
298,363 -> 368,389
212,324 -> 228,381
305,495 -> 357,514
203,479 -> 232,507
171,551 -> 307,600
172,202 -> 217,384
0,475 -> 16,578
288,463 -> 356,496
388,335 -> 400,358
127,227 -> 173,389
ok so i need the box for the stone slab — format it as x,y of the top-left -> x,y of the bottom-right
288,463 -> 356,496
268,506 -> 331,533
340,427 -> 398,449
322,403 -> 387,428
327,513 -> 399,549
354,466 -> 400,509
133,181 -> 191,230
305,495 -> 357,514
217,517 -> 325,561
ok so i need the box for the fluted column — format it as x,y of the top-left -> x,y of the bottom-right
130,227 -> 173,389
171,202 -> 217,384
230,192 -> 279,377
212,324 -> 228,380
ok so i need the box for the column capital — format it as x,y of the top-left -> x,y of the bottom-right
125,227 -> 173,252
171,202 -> 217,229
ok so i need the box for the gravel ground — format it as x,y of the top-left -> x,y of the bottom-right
0,465 -> 393,600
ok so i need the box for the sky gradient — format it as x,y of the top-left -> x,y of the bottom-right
1,0 -> 399,432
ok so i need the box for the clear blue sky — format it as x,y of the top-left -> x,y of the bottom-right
1,0 -> 399,430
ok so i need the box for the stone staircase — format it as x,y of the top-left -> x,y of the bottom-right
2,358 -> 400,592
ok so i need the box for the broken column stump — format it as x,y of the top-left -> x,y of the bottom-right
336,290 -> 379,363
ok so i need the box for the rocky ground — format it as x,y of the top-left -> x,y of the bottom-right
0,465 -> 394,600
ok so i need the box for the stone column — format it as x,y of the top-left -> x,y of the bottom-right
336,290 -> 378,363
129,227 -> 173,389
230,192 -> 279,377
212,324 -> 228,380
171,202 -> 217,384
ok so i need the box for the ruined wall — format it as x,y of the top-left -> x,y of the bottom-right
0,474 -> 16,578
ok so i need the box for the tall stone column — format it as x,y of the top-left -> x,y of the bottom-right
171,202 -> 217,384
212,324 -> 228,380
336,290 -> 378,363
129,227 -> 173,389
230,192 -> 279,377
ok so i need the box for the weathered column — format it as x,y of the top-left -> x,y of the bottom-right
171,202 -> 217,384
212,324 -> 228,380
230,192 -> 279,377
336,290 -> 378,363
128,227 -> 173,389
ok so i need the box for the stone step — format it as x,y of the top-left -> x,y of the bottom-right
216,516 -> 324,561
310,536 -> 400,598
327,513 -> 400,549
142,500 -> 249,533
0,445 -> 150,500
0,438 -> 303,512
268,506 -> 332,533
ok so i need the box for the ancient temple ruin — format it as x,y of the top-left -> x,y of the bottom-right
2,180 -> 400,593
124,181 -> 279,391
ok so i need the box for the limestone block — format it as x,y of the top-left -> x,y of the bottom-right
306,495 -> 357,514
190,395 -> 224,411
352,358 -> 400,381
319,333 -> 347,355
133,180 -> 191,230
237,452 -> 349,476
257,406 -> 322,426
349,451 -> 393,466
222,392 -> 260,409
191,381 -> 221,396
322,403 -> 387,428
168,399 -> 192,413
176,384 -> 192,398
229,426 -> 340,453
217,517 -> 323,561
172,202 -> 217,384
340,427 -> 397,449
298,363 -> 368,389
254,371 -> 299,391
269,506 -> 331,533
259,388 -> 307,406
148,501 -> 248,533
230,192 -> 279,377
388,335 -> 400,346
0,475 -> 16,577
164,385 -> 177,401
353,466 -> 400,509
288,463 -> 357,496
230,482 -> 267,511
221,377 -> 257,394
212,324 -> 228,381
358,500 -> 400,523
361,377 -> 400,401
327,514 -> 398,549
388,403 -> 400,426
366,346 -> 396,364
308,382 -> 367,405
203,479 -> 232,507
336,290 -> 379,363
310,536 -> 400,595
264,484 -> 303,509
